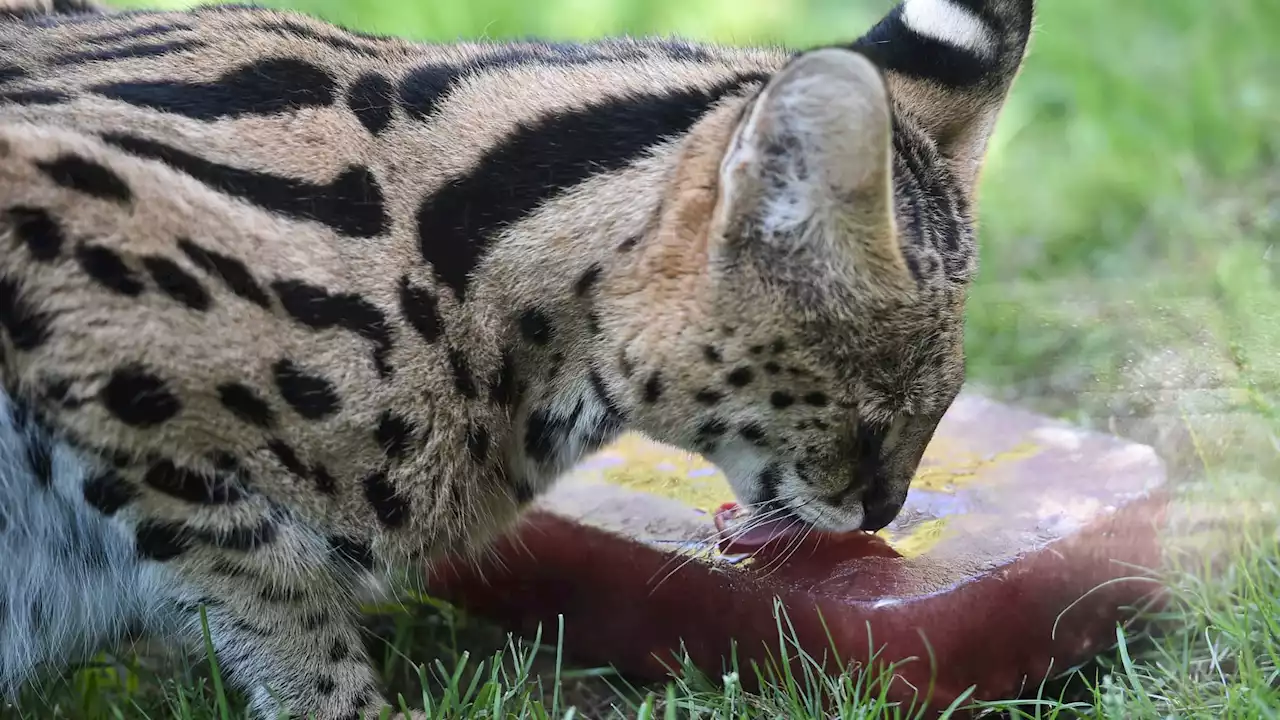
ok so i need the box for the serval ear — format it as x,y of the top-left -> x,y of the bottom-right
715,48 -> 912,300
852,0 -> 1036,188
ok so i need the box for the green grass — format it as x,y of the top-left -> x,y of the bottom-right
7,0 -> 1280,717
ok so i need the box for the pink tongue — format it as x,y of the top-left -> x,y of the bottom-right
713,502 -> 807,553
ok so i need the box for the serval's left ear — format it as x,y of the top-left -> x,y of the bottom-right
714,49 -> 913,301
852,0 -> 1036,188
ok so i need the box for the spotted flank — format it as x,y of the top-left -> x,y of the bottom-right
0,0 -> 1036,716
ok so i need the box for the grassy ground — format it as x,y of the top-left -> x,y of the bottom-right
7,0 -> 1280,717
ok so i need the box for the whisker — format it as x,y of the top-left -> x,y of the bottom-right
749,497 -> 824,578
643,501 -> 796,589
754,517 -> 810,579
646,496 -> 830,592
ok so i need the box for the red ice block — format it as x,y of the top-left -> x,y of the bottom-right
426,394 -> 1169,714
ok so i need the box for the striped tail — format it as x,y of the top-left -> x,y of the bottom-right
851,0 -> 1036,186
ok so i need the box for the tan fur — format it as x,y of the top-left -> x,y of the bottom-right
0,1 -> 1034,716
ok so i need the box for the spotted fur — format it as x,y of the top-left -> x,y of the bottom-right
0,0 -> 1035,716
